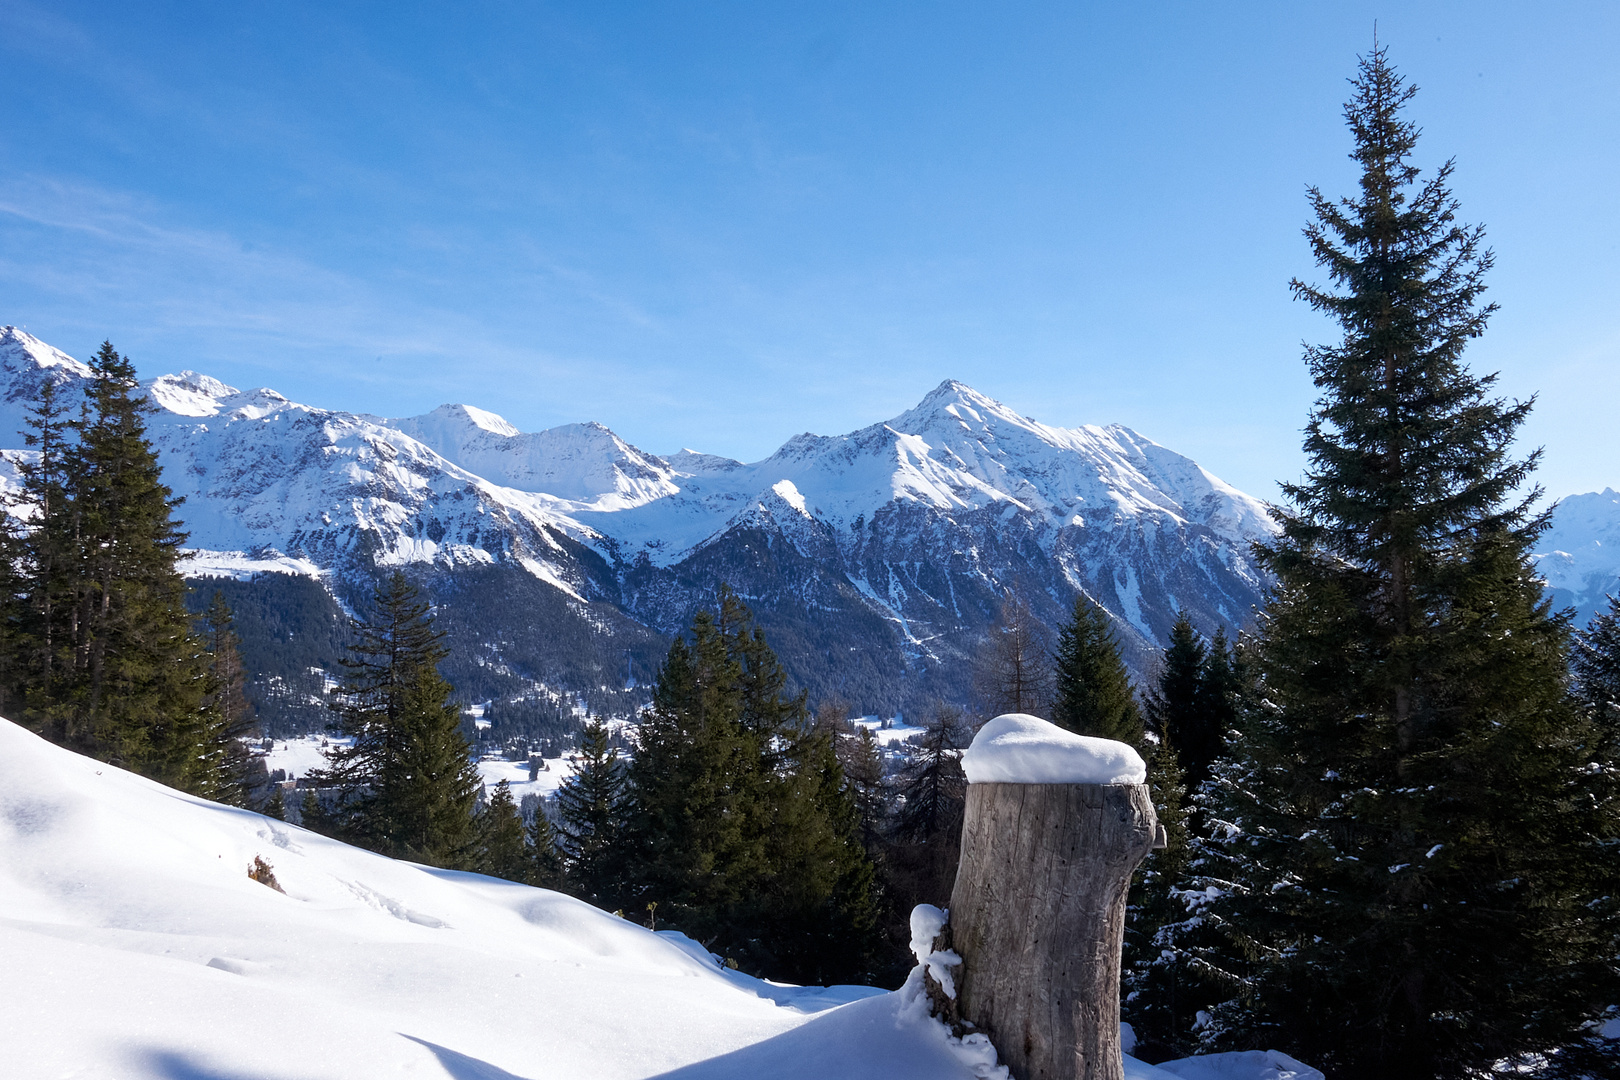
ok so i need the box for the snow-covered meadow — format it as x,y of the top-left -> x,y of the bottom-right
0,719 -> 1319,1079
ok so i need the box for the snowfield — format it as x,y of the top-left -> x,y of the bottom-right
0,720 -> 1319,1079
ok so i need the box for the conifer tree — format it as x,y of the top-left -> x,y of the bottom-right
297,788 -> 328,832
624,587 -> 878,983
263,784 -> 287,821
527,803 -> 564,890
1051,596 -> 1142,742
841,725 -> 887,853
196,591 -> 256,806
887,703 -> 969,911
1201,47 -> 1620,1078
1573,596 -> 1620,736
554,718 -> 630,905
2,345 -> 211,790
1142,613 -> 1237,791
1121,736 -> 1196,1062
318,572 -> 481,869
477,779 -> 530,883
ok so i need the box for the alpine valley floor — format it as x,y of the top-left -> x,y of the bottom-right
0,718 -> 1319,1080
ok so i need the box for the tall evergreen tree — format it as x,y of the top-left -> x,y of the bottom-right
1201,48 -> 1620,1078
318,572 -> 481,869
841,724 -> 887,854
196,590 -> 257,806
527,803 -> 564,890
1051,596 -> 1142,742
1142,613 -> 1237,791
886,703 -> 969,915
554,717 -> 630,905
624,587 -> 878,983
2,345 -> 211,790
1121,735 -> 1196,1062
476,779 -> 530,883
1573,596 -> 1620,738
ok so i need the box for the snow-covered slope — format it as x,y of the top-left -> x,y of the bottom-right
2,718 -> 1314,1079
1533,488 -> 1620,627
0,718 -> 949,1078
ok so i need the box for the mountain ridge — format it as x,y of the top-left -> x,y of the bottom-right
0,325 -> 1289,714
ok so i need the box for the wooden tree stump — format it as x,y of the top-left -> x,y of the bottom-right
949,781 -> 1157,1080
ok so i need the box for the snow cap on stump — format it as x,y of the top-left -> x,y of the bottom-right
961,713 -> 1146,785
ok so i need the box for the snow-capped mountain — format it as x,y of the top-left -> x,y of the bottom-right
1,324 -> 1278,709
1532,488 -> 1620,627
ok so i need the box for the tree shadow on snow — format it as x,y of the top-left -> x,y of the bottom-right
398,1034 -> 539,1080
140,1050 -> 319,1080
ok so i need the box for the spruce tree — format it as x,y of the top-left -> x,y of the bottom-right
1201,47 -> 1620,1078
263,784 -> 287,821
527,803 -> 564,890
842,725 -> 887,854
624,587 -> 879,983
318,572 -> 481,868
1121,735 -> 1196,1062
1573,596 -> 1620,738
477,779 -> 529,883
3,345 -> 210,790
887,703 -> 969,911
1142,613 -> 1237,791
196,591 -> 256,806
554,718 -> 630,905
1051,596 -> 1142,742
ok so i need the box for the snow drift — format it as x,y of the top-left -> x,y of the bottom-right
961,713 -> 1148,785
0,719 -> 1317,1079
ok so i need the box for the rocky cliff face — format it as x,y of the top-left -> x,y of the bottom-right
1,325 -> 1278,712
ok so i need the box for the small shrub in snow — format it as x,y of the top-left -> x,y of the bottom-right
247,855 -> 284,893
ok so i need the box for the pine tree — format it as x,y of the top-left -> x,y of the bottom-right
318,572 -> 481,869
624,586 -> 879,983
196,591 -> 256,806
1051,596 -> 1142,742
1121,736 -> 1196,1062
554,717 -> 630,905
2,345 -> 210,790
841,725 -> 887,854
1201,47 -> 1620,1078
263,784 -> 287,821
1142,612 -> 1237,791
477,779 -> 529,883
887,703 -> 969,913
527,803 -> 563,890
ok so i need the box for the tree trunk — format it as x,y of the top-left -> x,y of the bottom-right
949,782 -> 1157,1080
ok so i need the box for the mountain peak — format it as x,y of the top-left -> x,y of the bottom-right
146,371 -> 242,416
0,325 -> 94,382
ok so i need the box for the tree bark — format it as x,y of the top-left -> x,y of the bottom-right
949,782 -> 1157,1080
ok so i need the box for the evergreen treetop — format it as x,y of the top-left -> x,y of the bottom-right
1202,47 -> 1620,1078
1050,596 -> 1142,743
2,343 -> 213,792
317,572 -> 481,868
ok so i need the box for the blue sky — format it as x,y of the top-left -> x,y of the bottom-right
2,2 -> 1616,503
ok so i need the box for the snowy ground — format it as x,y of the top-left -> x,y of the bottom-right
476,754 -> 582,800
851,714 -> 928,747
262,734 -> 352,780
263,736 -> 582,800
0,719 -> 1316,1079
